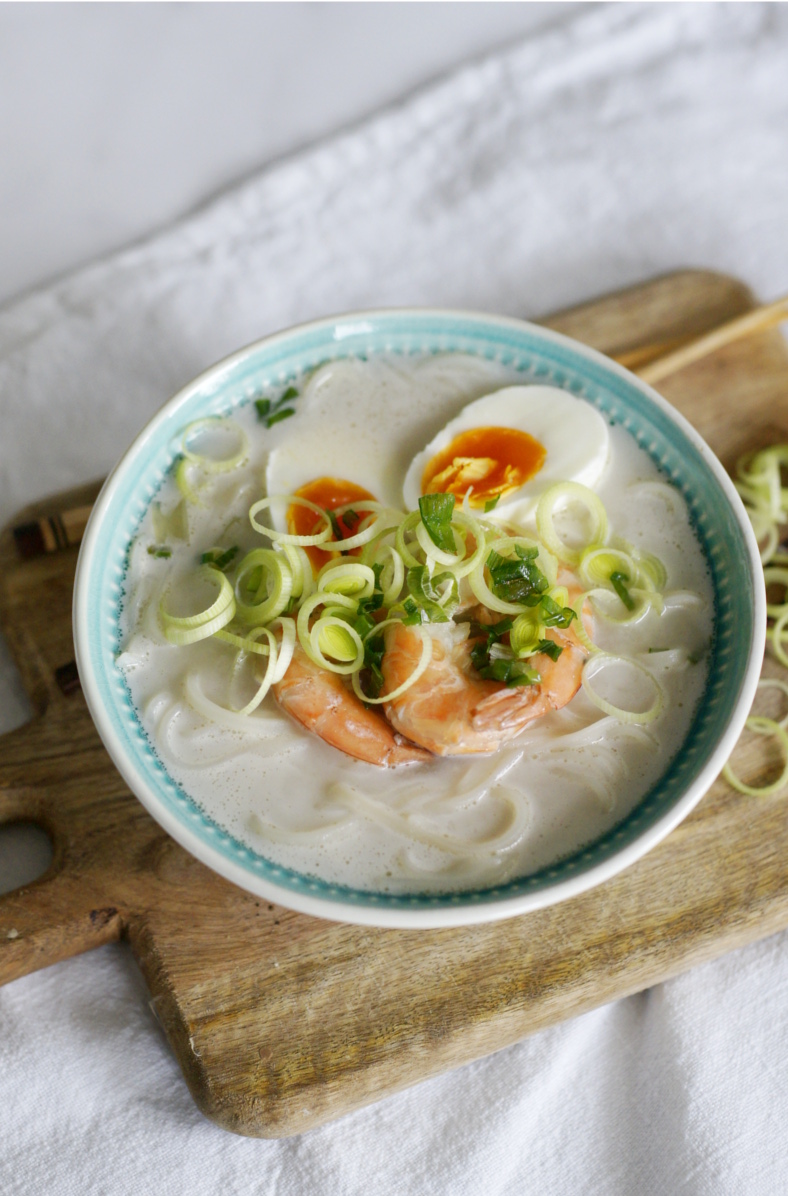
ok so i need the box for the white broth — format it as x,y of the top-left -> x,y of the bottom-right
118,354 -> 713,894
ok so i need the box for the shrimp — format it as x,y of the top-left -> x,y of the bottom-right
273,642 -> 429,767
381,616 -> 589,757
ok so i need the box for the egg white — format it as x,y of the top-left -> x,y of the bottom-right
401,385 -> 610,523
264,359 -> 411,529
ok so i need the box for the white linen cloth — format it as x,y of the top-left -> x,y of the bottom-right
2,4 -> 788,1191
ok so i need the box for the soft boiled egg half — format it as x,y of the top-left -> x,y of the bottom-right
401,385 -> 610,522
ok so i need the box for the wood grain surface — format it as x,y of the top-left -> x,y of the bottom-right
1,270 -> 787,1138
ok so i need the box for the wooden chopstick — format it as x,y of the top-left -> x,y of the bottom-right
625,294 -> 788,385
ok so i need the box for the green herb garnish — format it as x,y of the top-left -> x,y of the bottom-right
255,385 -> 299,428
266,407 -> 295,428
361,633 -> 386,698
148,545 -> 172,559
418,493 -> 457,554
405,565 -> 459,623
327,510 -> 343,540
539,594 -> 576,629
486,548 -> 548,606
610,570 -> 635,611
477,658 -> 541,687
200,545 -> 239,571
535,638 -> 563,662
469,617 -> 514,675
484,495 -> 500,512
402,597 -> 421,625
352,591 -> 384,639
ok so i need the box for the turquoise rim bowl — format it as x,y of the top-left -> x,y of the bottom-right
73,310 -> 766,928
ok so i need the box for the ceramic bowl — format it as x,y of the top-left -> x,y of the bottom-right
73,310 -> 765,928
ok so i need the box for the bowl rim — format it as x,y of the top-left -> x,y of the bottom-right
73,306 -> 767,929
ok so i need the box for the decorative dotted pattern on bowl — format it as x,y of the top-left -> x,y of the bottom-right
75,311 -> 761,926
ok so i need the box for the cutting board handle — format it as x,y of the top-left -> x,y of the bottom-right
0,724 -> 124,986
0,869 -> 123,986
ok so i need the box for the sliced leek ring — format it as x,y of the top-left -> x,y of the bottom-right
536,482 -> 609,567
723,715 -> 788,797
581,652 -> 664,725
249,495 -> 333,546
160,566 -> 235,645
181,417 -> 249,474
351,622 -> 433,705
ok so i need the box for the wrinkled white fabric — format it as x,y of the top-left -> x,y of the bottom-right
2,4 -> 788,1192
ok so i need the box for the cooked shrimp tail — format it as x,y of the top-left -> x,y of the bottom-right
382,617 -> 589,757
274,643 -> 429,767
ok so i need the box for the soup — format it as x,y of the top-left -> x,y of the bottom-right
118,353 -> 713,894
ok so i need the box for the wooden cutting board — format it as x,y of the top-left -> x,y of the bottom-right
2,270 -> 787,1139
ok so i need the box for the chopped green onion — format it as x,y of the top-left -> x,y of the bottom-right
266,407 -> 295,428
610,570 -> 636,611
350,623 -> 433,705
486,548 -> 548,606
201,545 -> 239,570
406,565 -> 452,623
536,638 -> 564,662
477,658 -> 541,687
148,546 -> 172,559
539,594 -> 576,629
484,495 -> 500,512
418,493 -> 457,553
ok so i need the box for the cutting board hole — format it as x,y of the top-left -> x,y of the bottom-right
0,631 -> 34,734
0,822 -> 53,895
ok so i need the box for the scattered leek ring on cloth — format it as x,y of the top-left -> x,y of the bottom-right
722,715 -> 788,797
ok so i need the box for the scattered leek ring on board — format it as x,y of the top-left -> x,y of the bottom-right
722,716 -> 788,798
735,445 -> 788,566
721,442 -> 788,798
768,608 -> 788,670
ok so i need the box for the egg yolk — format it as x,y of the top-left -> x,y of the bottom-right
421,426 -> 546,508
288,477 -> 377,571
